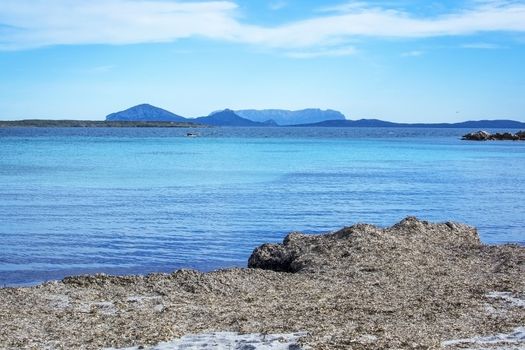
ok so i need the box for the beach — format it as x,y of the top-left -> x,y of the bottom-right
3,1 -> 525,348
1,217 -> 523,349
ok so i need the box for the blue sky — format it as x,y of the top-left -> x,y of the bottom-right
0,0 -> 524,122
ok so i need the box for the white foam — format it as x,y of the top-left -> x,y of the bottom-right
486,292 -> 525,308
78,301 -> 117,315
107,331 -> 307,350
442,327 -> 525,349
46,294 -> 70,309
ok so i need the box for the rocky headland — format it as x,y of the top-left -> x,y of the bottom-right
0,217 -> 523,349
462,130 -> 525,141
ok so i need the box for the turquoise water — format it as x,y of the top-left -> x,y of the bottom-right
1,127 -> 524,286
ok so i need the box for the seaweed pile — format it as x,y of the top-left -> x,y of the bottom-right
0,217 -> 523,349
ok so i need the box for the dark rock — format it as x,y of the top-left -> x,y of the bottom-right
248,242 -> 298,272
461,130 -> 491,141
462,130 -> 524,141
493,132 -> 519,141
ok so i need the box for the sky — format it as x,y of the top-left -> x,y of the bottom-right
0,0 -> 524,122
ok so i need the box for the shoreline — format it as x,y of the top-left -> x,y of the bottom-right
1,217 -> 523,349
0,120 -> 205,128
3,238 -> 522,290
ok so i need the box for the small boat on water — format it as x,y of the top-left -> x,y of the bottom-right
186,132 -> 199,137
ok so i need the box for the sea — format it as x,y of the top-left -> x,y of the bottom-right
1,127 -> 524,286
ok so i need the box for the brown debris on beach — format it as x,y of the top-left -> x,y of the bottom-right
0,217 -> 523,349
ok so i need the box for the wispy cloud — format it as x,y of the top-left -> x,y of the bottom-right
88,65 -> 115,73
1,0 -> 525,53
238,1 -> 525,48
461,42 -> 504,49
269,1 -> 287,11
317,1 -> 386,13
286,46 -> 357,58
401,50 -> 424,57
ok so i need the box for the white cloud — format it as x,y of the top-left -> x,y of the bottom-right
237,1 -> 525,48
317,1 -> 384,13
0,0 -> 241,50
1,0 -> 525,52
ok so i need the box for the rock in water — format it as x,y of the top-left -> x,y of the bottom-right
461,130 -> 492,141
462,130 -> 525,141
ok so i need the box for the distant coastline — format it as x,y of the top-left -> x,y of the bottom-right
292,119 -> 525,129
2,118 -> 525,129
2,103 -> 525,129
0,120 -> 203,128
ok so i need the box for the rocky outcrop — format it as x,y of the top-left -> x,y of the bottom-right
462,130 -> 525,141
248,217 -> 482,273
462,130 -> 492,141
1,218 -> 523,350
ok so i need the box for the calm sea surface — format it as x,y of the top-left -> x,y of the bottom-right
1,127 -> 524,286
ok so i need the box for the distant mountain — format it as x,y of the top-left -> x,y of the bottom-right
262,119 -> 279,126
294,119 -> 525,128
104,104 -> 525,129
295,119 -> 399,127
106,104 -> 187,122
194,109 -> 271,126
235,109 -> 346,126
